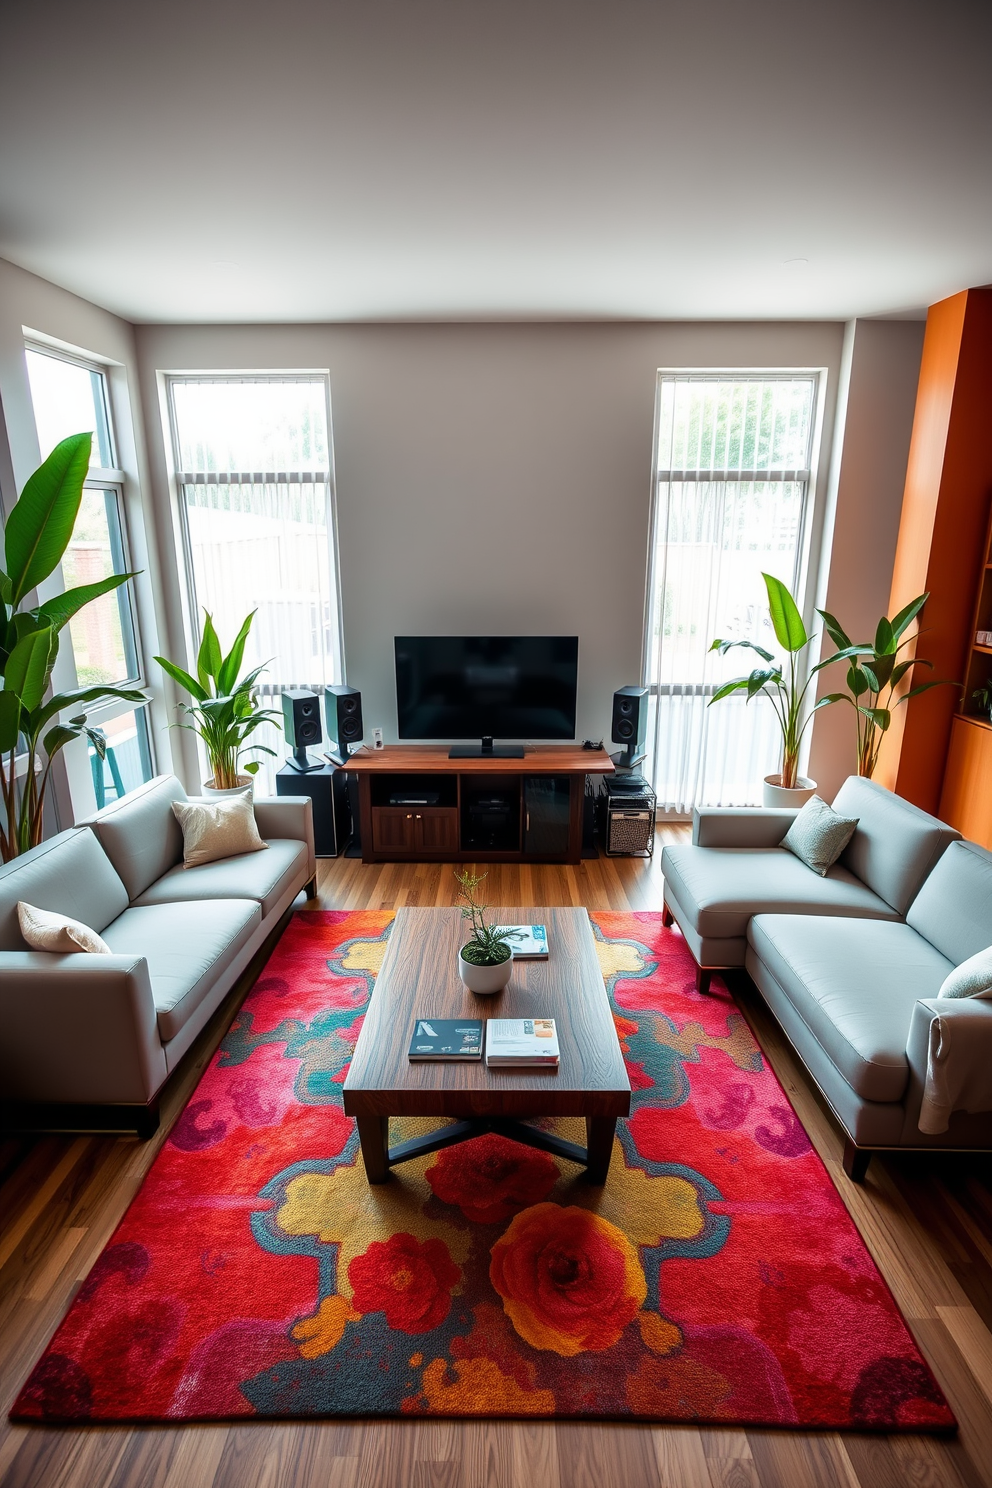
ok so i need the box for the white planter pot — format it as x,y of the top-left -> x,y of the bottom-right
762,774 -> 816,808
458,948 -> 513,996
202,774 -> 254,799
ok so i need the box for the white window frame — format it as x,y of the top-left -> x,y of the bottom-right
641,368 -> 827,810
22,341 -> 156,775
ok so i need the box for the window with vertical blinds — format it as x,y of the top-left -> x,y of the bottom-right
643,374 -> 818,812
167,376 -> 343,790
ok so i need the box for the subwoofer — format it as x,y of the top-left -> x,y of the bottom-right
325,684 -> 363,765
611,685 -> 648,768
282,689 -> 323,773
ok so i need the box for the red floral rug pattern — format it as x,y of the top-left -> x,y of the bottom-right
12,910 -> 954,1429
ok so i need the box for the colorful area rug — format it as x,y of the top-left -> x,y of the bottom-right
13,911 -> 954,1429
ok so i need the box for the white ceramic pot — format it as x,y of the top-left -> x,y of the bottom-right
458,948 -> 513,996
762,774 -> 816,808
202,774 -> 254,799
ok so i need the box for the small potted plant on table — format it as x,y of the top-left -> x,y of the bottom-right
455,869 -> 514,995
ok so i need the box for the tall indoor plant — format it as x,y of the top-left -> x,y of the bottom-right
0,432 -> 146,860
155,611 -> 281,792
709,572 -> 836,805
817,594 -> 958,778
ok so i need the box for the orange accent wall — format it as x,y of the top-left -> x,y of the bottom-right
875,287 -> 992,813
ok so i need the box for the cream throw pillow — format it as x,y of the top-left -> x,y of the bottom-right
18,901 -> 111,954
938,944 -> 992,999
172,790 -> 268,869
781,794 -> 859,877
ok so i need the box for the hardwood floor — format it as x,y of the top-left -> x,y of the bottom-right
3,829 -> 992,1488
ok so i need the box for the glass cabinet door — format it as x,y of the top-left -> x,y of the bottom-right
523,776 -> 571,856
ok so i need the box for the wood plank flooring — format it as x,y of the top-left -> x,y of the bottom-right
3,830 -> 992,1487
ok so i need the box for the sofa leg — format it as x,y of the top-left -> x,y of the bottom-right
304,875 -> 317,900
695,966 -> 712,996
842,1138 -> 871,1183
662,903 -> 674,928
134,1104 -> 160,1141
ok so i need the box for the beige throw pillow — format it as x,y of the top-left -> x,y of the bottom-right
18,901 -> 111,954
781,794 -> 859,877
938,944 -> 992,999
172,790 -> 268,869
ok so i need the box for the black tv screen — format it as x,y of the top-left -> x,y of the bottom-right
395,636 -> 579,741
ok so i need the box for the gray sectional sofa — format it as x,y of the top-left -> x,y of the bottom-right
0,775 -> 315,1136
661,777 -> 992,1178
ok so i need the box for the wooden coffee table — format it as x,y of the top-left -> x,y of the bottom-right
343,907 -> 630,1185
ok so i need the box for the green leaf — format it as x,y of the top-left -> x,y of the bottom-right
847,664 -> 870,697
897,679 -> 959,705
37,572 -> 136,633
710,638 -> 776,663
763,573 -> 807,652
708,677 -> 752,705
5,433 -> 92,605
42,723 -> 82,758
197,612 -> 223,689
889,592 -> 928,642
871,651 -> 895,689
0,570 -> 11,605
816,609 -> 852,650
216,610 -> 256,695
155,656 -> 208,702
861,664 -> 881,693
32,684 -> 146,734
815,692 -> 854,708
5,625 -> 54,711
874,615 -> 895,655
746,667 -> 778,698
859,706 -> 891,730
0,690 -> 21,751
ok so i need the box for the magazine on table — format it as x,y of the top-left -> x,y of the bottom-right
493,924 -> 549,958
407,1018 -> 484,1061
486,1017 -> 559,1067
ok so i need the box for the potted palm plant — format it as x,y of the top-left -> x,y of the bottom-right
817,595 -> 958,777
709,572 -> 838,807
0,433 -> 147,861
155,612 -> 281,793
455,869 -> 514,995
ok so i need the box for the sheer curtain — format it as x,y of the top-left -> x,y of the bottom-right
168,377 -> 343,792
644,376 -> 817,812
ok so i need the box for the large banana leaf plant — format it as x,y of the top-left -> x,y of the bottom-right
817,594 -> 958,777
1,432 -> 146,861
708,572 -> 838,789
155,610 -> 281,790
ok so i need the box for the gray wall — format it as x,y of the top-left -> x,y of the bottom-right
134,320 -> 848,755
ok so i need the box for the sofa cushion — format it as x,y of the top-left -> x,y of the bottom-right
0,829 -> 129,950
85,775 -> 187,901
782,794 -> 859,876
132,838 -> 308,919
748,914 -> 953,1102
660,844 -> 899,941
17,901 -> 111,954
906,840 -> 992,965
833,776 -> 960,915
938,944 -> 992,1000
172,791 -> 267,868
101,899 -> 261,1041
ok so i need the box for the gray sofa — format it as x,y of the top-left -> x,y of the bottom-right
661,777 -> 992,1178
0,774 -> 315,1136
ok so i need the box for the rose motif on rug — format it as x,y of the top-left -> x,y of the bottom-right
10,908 -> 955,1430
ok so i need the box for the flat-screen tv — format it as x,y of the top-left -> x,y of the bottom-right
395,636 -> 579,743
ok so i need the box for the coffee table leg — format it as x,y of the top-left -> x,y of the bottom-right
357,1115 -> 390,1183
585,1116 -> 617,1184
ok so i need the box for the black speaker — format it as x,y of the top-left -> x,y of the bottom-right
277,762 -> 353,856
611,685 -> 648,769
282,689 -> 323,773
325,684 -> 363,765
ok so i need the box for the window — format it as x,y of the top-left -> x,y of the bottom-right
166,376 -> 343,790
24,344 -> 154,797
643,374 -> 819,811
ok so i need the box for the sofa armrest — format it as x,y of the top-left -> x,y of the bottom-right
0,953 -> 167,1106
253,796 -> 316,879
906,997 -> 992,1134
692,807 -> 798,848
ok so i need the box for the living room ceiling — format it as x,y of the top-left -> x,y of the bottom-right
2,0 -> 990,325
